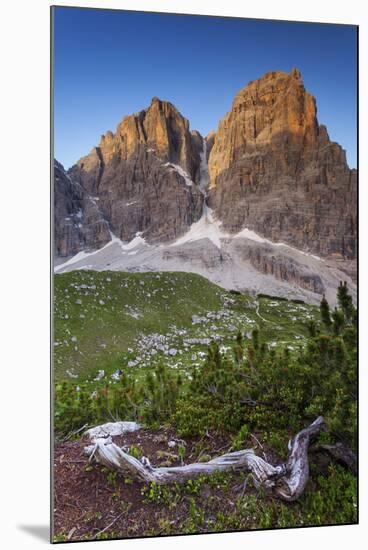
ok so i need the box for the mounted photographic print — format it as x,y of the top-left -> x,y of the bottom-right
51,5 -> 358,543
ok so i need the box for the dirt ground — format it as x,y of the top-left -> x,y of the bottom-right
53,427 -> 245,542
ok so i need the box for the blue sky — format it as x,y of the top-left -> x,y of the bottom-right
53,8 -> 357,169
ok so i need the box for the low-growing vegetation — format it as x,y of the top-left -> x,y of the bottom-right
53,274 -> 357,541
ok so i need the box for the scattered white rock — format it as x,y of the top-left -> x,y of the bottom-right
128,359 -> 140,368
111,369 -> 123,380
66,369 -> 78,379
192,315 -> 208,325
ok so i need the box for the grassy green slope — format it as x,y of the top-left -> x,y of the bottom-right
54,271 -> 319,382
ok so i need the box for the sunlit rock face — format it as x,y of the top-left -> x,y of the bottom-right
208,69 -> 357,259
66,98 -> 204,246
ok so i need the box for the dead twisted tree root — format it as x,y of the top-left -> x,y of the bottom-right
84,416 -> 325,502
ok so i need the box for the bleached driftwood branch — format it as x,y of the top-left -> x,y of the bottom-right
273,416 -> 325,501
84,417 -> 325,502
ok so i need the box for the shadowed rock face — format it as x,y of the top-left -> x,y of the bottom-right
54,160 -> 110,257
67,98 -> 204,245
208,69 -> 357,259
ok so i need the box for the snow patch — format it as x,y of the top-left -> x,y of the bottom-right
234,227 -> 267,243
121,233 -> 146,250
164,163 -> 194,187
55,229 -> 149,273
172,204 -> 228,249
234,227 -> 322,260
169,139 -> 228,249
109,230 -> 146,251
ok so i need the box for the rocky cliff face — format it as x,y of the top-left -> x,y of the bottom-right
55,66 -> 357,304
208,69 -> 357,259
67,98 -> 204,246
54,160 -> 110,257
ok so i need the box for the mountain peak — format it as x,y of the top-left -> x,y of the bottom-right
150,96 -> 162,105
290,67 -> 302,79
207,68 -> 356,260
